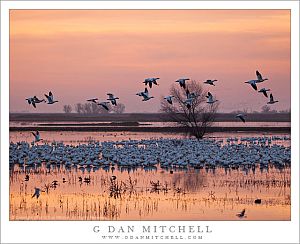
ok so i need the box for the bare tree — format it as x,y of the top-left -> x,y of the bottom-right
161,80 -> 219,139
75,103 -> 84,114
63,105 -> 72,113
261,105 -> 271,113
111,103 -> 125,114
83,103 -> 92,114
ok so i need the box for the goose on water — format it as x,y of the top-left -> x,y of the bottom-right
45,91 -> 58,104
107,93 -> 119,106
175,78 -> 190,89
267,94 -> 278,104
258,88 -> 270,98
143,78 -> 160,88
204,79 -> 217,86
236,113 -> 246,123
164,95 -> 174,105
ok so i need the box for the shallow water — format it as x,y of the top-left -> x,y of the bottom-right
9,131 -> 291,221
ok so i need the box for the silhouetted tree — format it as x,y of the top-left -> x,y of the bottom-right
161,80 -> 219,139
75,103 -> 84,114
63,105 -> 72,113
112,103 -> 125,114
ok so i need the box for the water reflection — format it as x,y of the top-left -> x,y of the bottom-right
10,164 -> 290,221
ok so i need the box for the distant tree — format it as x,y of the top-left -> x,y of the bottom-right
161,80 -> 219,139
91,103 -> 101,114
261,105 -> 271,113
83,103 -> 92,114
63,105 -> 72,113
75,103 -> 84,114
112,103 -> 125,114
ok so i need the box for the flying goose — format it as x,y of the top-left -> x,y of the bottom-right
204,79 -> 217,86
258,88 -> 270,98
175,78 -> 190,89
25,97 -> 36,108
107,93 -> 119,106
87,98 -> 98,103
236,113 -> 246,123
45,91 -> 58,104
236,209 -> 246,218
98,101 -> 110,111
255,70 -> 268,83
245,80 -> 258,91
141,88 -> 154,101
33,96 -> 46,103
267,94 -> 278,104
143,78 -> 160,88
164,95 -> 174,105
206,92 -> 218,104
32,187 -> 41,199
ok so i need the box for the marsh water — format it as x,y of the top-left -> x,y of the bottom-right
9,131 -> 291,221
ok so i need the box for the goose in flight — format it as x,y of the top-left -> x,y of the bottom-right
33,96 -> 46,104
136,88 -> 148,97
204,79 -> 217,86
141,88 -> 154,101
258,88 -> 270,98
32,131 -> 42,142
164,95 -> 174,105
175,78 -> 190,89
255,70 -> 268,83
107,93 -> 119,106
143,78 -> 160,88
236,209 -> 246,218
87,98 -> 98,103
245,80 -> 258,91
206,92 -> 218,104
98,102 -> 110,111
267,94 -> 278,104
32,187 -> 41,199
25,97 -> 37,108
45,91 -> 58,104
236,113 -> 246,123
186,88 -> 197,99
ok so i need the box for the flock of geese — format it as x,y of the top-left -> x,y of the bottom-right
25,70 -> 279,124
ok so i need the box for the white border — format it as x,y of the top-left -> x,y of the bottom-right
1,1 -> 299,243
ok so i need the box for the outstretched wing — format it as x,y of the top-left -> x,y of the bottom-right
251,83 -> 257,90
270,93 -> 274,102
263,90 -> 268,98
256,70 -> 262,80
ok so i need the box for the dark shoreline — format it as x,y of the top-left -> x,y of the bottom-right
10,112 -> 291,122
9,126 -> 291,133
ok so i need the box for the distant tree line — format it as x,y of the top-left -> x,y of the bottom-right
231,105 -> 290,114
63,103 -> 125,114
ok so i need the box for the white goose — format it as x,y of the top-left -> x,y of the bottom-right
32,131 -> 42,142
258,88 -> 270,98
107,93 -> 119,106
204,79 -> 217,86
175,78 -> 190,89
206,92 -> 218,104
45,91 -> 58,104
141,89 -> 154,101
26,97 -> 36,108
87,98 -> 98,103
255,70 -> 268,83
267,94 -> 278,104
98,101 -> 110,111
236,114 -> 246,123
143,78 -> 160,88
164,95 -> 174,105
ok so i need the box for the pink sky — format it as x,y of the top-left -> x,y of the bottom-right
10,10 -> 290,113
